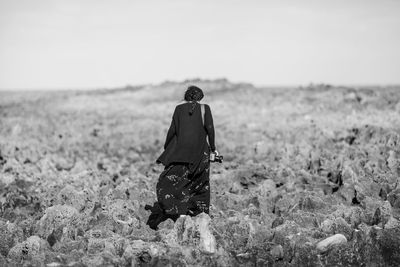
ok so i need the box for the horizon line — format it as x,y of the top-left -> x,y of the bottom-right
0,79 -> 399,91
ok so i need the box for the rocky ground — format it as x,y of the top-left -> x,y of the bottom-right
1,80 -> 400,266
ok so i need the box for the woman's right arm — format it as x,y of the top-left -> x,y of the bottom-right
164,107 -> 178,149
204,105 -> 216,152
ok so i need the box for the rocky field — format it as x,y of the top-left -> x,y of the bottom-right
1,80 -> 400,266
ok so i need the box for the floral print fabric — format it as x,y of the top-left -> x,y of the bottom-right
156,150 -> 210,216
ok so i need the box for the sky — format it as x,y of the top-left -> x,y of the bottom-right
0,0 -> 399,89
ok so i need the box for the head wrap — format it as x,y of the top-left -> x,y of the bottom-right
184,85 -> 204,115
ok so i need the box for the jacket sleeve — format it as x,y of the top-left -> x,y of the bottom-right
204,104 -> 216,151
164,106 -> 178,149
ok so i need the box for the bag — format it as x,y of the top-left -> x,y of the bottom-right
201,104 -> 223,163
201,104 -> 209,147
201,104 -> 205,126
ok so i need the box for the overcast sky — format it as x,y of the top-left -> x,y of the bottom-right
0,0 -> 399,89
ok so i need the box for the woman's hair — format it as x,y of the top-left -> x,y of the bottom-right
184,85 -> 204,115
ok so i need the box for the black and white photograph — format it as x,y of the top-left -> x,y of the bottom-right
1,0 -> 400,266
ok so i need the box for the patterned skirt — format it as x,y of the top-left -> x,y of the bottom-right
156,149 -> 210,216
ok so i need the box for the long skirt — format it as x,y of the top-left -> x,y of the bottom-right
146,150 -> 210,229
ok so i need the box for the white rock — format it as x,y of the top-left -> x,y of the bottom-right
161,213 -> 217,254
255,141 -> 269,155
0,173 -> 15,187
229,181 -> 241,194
384,216 -> 400,229
195,213 -> 216,254
320,219 -> 334,233
258,179 -> 278,198
270,244 -> 284,260
316,234 -> 347,253
47,262 -> 62,267
8,235 -> 49,262
38,205 -> 79,238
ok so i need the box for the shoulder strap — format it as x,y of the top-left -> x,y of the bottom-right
200,104 -> 205,126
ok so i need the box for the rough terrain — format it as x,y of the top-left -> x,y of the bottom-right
1,79 -> 400,266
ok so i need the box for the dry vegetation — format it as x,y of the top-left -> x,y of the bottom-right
1,79 -> 400,266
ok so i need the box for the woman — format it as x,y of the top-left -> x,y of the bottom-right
146,85 -> 217,230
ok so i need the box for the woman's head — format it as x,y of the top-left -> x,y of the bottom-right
184,85 -> 204,102
184,85 -> 204,115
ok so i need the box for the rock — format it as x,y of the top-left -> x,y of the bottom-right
38,205 -> 79,243
196,213 -> 216,254
229,181 -> 242,194
388,188 -> 400,219
87,237 -> 106,255
242,203 -> 262,218
334,205 -> 364,227
128,223 -> 158,242
299,194 -> 327,212
320,219 -> 334,233
271,217 -> 284,229
122,240 -> 149,265
255,141 -> 270,156
387,150 -> 399,175
337,182 -> 357,204
52,238 -> 87,254
57,185 -> 84,210
316,234 -> 347,253
0,221 -> 24,257
320,217 -> 353,240
85,229 -> 114,240
248,223 -> 274,251
0,173 -> 15,187
163,213 -> 217,254
123,239 -> 185,266
290,211 -> 321,229
257,180 -> 279,214
293,243 -> 321,266
211,214 -> 257,254
285,180 -> 296,193
384,216 -> 400,229
181,213 -> 216,253
378,227 -> 400,266
270,245 -> 283,260
7,235 -> 50,264
0,254 -> 7,266
157,218 -> 175,231
102,199 -> 140,235
361,196 -> 384,224
319,236 -> 376,266
308,149 -> 322,174
214,192 -> 256,212
274,194 -> 299,215
236,252 -> 252,262
371,204 -> 391,227
379,186 -> 388,201
52,155 -> 75,171
273,220 -> 301,239
332,217 -> 352,240
396,101 -> 400,113
57,185 -> 95,213
258,179 -> 278,199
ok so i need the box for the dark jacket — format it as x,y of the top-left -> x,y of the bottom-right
156,102 -> 215,166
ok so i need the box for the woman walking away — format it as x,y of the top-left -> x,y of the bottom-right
146,85 -> 218,230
